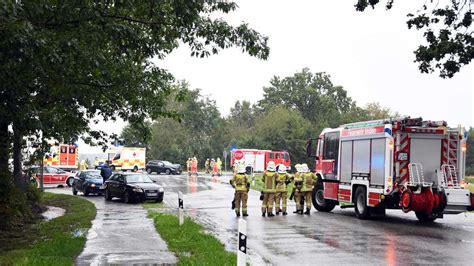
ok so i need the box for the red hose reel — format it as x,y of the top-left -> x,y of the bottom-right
401,187 -> 445,214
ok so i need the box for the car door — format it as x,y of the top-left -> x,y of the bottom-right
106,174 -> 118,196
157,161 -> 165,174
115,175 -> 126,197
44,167 -> 55,184
77,172 -> 86,191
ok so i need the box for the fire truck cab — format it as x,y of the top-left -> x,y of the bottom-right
306,118 -> 473,222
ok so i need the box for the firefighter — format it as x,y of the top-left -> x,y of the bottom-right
230,165 -> 250,217
191,157 -> 198,175
261,161 -> 277,217
210,158 -> 215,174
212,159 -> 219,176
79,160 -> 88,171
300,163 -> 317,215
205,158 -> 210,174
186,158 -> 191,174
216,158 -> 222,175
293,164 -> 304,214
275,164 -> 290,215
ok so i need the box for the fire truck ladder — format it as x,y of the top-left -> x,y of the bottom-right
446,130 -> 459,167
440,164 -> 460,188
408,163 -> 432,192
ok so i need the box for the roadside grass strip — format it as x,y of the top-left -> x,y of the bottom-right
0,193 -> 96,265
147,208 -> 237,265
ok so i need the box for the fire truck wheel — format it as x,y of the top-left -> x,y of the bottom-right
415,212 -> 437,222
312,186 -> 336,212
133,166 -> 138,172
354,186 -> 371,219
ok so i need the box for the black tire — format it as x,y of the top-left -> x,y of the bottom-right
66,177 -> 74,187
165,169 -> 171,175
312,185 -> 336,212
415,212 -> 437,222
124,191 -> 132,203
354,186 -> 371,219
146,168 -> 152,174
84,188 -> 89,196
105,189 -> 112,201
133,166 -> 138,172
72,187 -> 78,195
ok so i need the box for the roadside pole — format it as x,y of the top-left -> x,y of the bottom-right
237,218 -> 247,266
40,147 -> 44,191
178,191 -> 184,226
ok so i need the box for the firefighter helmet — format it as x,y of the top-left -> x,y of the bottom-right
295,164 -> 301,172
301,163 -> 309,173
267,161 -> 276,171
238,165 -> 246,174
277,164 -> 286,174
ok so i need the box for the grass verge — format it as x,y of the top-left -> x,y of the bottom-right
0,193 -> 96,265
147,207 -> 236,265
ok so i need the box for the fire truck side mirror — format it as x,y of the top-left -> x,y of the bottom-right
306,138 -> 318,158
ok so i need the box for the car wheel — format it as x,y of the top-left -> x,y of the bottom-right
165,169 -> 171,175
312,185 -> 336,212
84,188 -> 90,196
105,189 -> 112,201
66,177 -> 74,187
72,187 -> 78,195
146,168 -> 152,174
124,191 -> 132,203
354,186 -> 371,219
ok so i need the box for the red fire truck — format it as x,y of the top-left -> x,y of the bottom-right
306,117 -> 473,222
230,149 -> 291,173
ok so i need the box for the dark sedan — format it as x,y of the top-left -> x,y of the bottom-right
146,160 -> 182,175
104,172 -> 164,203
72,170 -> 104,196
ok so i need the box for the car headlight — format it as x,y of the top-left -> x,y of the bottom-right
158,188 -> 164,192
90,183 -> 96,188
132,187 -> 143,193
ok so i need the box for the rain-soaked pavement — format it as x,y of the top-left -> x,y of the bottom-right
47,188 -> 177,265
153,173 -> 474,265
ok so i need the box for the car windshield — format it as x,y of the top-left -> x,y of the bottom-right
126,174 -> 153,183
163,161 -> 173,166
84,171 -> 101,180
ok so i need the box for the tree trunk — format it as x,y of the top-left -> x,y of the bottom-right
13,124 -> 26,190
0,120 -> 10,174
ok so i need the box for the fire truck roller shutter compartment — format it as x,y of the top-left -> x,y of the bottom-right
409,135 -> 442,186
340,141 -> 352,183
370,138 -> 386,187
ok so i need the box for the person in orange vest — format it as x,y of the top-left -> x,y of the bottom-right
191,157 -> 198,175
212,160 -> 219,176
261,161 -> 277,217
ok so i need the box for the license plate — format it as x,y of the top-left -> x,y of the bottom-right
147,193 -> 158,197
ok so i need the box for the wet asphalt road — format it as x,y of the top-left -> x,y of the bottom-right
47,188 -> 177,265
152,173 -> 474,265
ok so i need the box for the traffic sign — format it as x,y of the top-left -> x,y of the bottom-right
234,150 -> 244,160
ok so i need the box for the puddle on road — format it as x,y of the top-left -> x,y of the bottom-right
42,206 -> 65,221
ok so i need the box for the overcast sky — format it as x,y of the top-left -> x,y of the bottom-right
82,0 -> 473,153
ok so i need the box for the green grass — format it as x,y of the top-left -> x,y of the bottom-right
147,209 -> 237,265
0,193 -> 96,265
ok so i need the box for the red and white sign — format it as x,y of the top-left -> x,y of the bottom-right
234,150 -> 244,160
341,126 -> 385,137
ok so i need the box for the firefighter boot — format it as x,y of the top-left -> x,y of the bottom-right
268,212 -> 275,217
304,208 -> 311,215
262,210 -> 266,217
297,209 -> 303,215
282,211 -> 288,216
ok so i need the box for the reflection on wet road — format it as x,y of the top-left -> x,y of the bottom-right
151,173 -> 474,265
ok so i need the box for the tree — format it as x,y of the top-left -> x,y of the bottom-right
0,1 -> 268,182
355,0 -> 473,78
0,1 -> 269,228
120,121 -> 152,148
361,102 -> 401,120
258,68 -> 357,128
